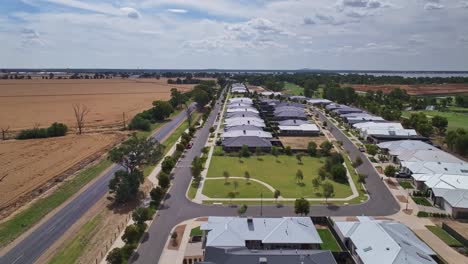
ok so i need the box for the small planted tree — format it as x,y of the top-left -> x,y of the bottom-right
294,198 -> 310,215
233,180 -> 239,193
307,141 -> 317,156
358,174 -> 367,186
384,165 -> 397,177
271,146 -> 279,160
171,231 -> 178,246
274,189 -> 281,205
320,141 -> 333,156
296,153 -> 303,164
296,169 -> 304,184
255,147 -> 262,160
241,144 -> 250,157
353,156 -> 363,168
223,171 -> 230,184
312,177 -> 320,191
238,204 -> 248,216
285,146 -> 292,156
322,181 -> 334,203
228,191 -> 236,204
244,171 -> 250,184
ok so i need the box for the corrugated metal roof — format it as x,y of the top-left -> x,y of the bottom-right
279,124 -> 320,132
201,217 -> 321,247
432,188 -> 468,208
277,119 -> 310,126
221,130 -> 273,139
334,217 -> 436,264
222,136 -> 272,147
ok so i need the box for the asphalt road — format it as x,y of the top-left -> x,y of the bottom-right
0,106 -> 195,264
132,96 -> 400,264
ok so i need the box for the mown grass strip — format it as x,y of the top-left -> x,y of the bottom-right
426,225 -> 463,247
318,229 -> 341,251
0,159 -> 112,248
48,213 -> 103,264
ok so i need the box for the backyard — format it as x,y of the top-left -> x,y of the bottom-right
205,155 -> 353,199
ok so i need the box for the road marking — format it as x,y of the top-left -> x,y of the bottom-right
11,254 -> 24,264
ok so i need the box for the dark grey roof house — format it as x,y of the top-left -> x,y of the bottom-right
222,136 -> 272,151
226,112 -> 260,119
199,247 -> 337,264
225,125 -> 263,132
277,119 -> 309,126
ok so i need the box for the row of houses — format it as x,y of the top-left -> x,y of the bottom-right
221,92 -> 274,152
257,99 -> 321,136
231,83 -> 248,94
198,216 -> 439,264
321,102 -> 428,144
378,140 -> 468,219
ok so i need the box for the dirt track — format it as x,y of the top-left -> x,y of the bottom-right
0,134 -> 124,211
350,84 -> 468,95
0,78 -> 194,131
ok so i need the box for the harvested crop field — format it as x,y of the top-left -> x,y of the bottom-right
349,84 -> 468,95
0,78 -> 195,132
0,133 -> 125,210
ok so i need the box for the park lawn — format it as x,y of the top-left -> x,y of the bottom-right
203,179 -> 273,199
187,181 -> 199,199
48,214 -> 103,264
284,82 -> 304,95
426,226 -> 463,247
343,156 -> 368,203
318,229 -> 341,251
399,181 -> 414,189
412,197 -> 432,206
207,155 -> 353,198
402,110 -> 468,131
0,159 -> 112,248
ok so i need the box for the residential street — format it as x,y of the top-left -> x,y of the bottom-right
132,95 -> 400,264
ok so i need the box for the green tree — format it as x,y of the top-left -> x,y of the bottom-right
238,204 -> 248,216
271,146 -> 279,160
106,248 -> 124,264
274,190 -> 281,204
296,153 -> 303,164
223,171 -> 230,184
158,172 -> 170,189
244,171 -> 250,184
193,89 -> 210,108
322,181 -> 334,203
228,191 -> 236,204
150,187 -> 165,203
320,141 -> 333,156
152,100 -> 174,121
365,144 -> 378,156
161,156 -> 176,174
353,156 -> 363,167
241,144 -> 251,157
295,169 -> 304,184
108,170 -> 144,203
384,165 -> 397,177
132,207 -> 152,225
128,115 -> 151,131
307,141 -> 317,156
330,164 -> 347,182
47,122 -> 68,137
294,198 -> 310,215
233,180 -> 239,193
122,224 -> 143,244
358,174 -> 366,186
284,146 -> 292,156
312,177 -> 320,191
109,135 -> 163,173
255,147 -> 262,159
431,115 -> 448,135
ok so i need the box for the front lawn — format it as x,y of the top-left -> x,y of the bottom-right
399,181 -> 414,189
318,229 -> 341,251
190,226 -> 202,237
202,179 -> 273,198
426,225 -> 463,247
412,196 -> 433,206
206,155 -> 353,198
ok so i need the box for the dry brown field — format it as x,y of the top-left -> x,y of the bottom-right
0,78 -> 194,132
0,133 -> 125,211
349,83 -> 468,95
279,136 -> 328,150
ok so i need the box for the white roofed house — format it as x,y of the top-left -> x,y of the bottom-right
228,97 -> 253,105
353,122 -> 426,143
333,217 -> 437,264
221,130 -> 273,140
199,217 -> 337,264
278,123 -> 320,136
226,107 -> 259,114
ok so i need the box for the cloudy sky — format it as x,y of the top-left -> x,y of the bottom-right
1,0 -> 467,70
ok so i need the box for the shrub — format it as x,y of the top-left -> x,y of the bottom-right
161,156 -> 176,174
128,115 -> 151,131
158,172 -> 170,189
47,122 -> 68,137
284,146 -> 292,156
17,127 -> 48,139
384,165 -> 397,177
150,187 -> 165,204
241,144 -> 251,157
330,164 -> 347,182
365,144 -> 379,156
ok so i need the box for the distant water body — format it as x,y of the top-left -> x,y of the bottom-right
338,72 -> 468,78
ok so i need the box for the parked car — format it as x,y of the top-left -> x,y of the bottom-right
186,143 -> 193,149
358,147 -> 365,152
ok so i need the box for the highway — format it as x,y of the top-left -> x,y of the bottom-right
132,94 -> 400,263
0,106 -> 194,264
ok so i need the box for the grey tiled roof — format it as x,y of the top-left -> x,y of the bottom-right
222,136 -> 272,148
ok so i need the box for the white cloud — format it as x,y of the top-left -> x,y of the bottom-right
21,28 -> 46,47
167,9 -> 188,13
460,1 -> 468,8
424,2 -> 444,10
120,7 -> 140,19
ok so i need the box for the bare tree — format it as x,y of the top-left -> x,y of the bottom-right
73,104 -> 90,135
1,126 -> 9,140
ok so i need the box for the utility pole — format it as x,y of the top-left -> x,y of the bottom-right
260,192 -> 263,216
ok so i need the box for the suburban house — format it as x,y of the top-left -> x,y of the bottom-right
307,98 -> 333,106
332,107 -> 364,115
227,103 -> 253,108
231,83 -> 248,94
352,122 -> 422,143
224,125 -> 263,132
225,111 -> 260,119
221,130 -> 273,139
225,117 -> 265,125
325,103 -> 346,111
340,113 -> 386,125
226,108 -> 260,114
221,136 -> 272,151
260,91 -> 282,97
199,247 -> 337,264
278,123 -> 320,136
273,106 -> 308,121
228,97 -> 253,105
333,217 -> 438,264
200,217 -> 323,250
224,119 -> 266,128
277,119 -> 310,126
377,140 -> 468,218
